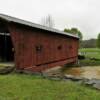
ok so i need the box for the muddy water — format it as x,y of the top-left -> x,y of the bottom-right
65,66 -> 100,79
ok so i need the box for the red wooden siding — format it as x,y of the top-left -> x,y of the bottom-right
8,22 -> 79,72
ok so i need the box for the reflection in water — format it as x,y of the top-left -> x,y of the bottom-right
65,66 -> 100,79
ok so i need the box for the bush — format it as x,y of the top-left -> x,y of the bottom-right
78,55 -> 85,60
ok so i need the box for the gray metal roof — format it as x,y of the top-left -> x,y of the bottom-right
0,14 -> 79,39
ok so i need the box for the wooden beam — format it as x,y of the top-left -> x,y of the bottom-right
0,33 -> 10,36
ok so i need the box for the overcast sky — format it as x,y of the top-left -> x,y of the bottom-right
0,0 -> 100,40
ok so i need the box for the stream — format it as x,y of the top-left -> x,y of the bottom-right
65,66 -> 100,79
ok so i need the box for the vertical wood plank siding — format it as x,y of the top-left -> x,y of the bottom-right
8,22 -> 79,72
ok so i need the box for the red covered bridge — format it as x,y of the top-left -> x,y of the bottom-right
0,14 -> 79,72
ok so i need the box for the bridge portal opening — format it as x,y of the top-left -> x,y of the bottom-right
0,33 -> 14,62
0,20 -> 14,62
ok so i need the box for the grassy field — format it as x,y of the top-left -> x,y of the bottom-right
79,48 -> 100,66
0,74 -> 100,100
79,48 -> 100,59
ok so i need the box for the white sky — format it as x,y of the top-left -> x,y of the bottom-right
0,0 -> 100,40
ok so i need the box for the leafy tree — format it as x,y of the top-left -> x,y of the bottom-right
64,28 -> 83,40
97,33 -> 100,48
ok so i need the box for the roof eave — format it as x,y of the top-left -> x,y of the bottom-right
0,14 -> 79,39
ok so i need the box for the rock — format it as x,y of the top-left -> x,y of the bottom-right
71,76 -> 84,81
64,75 -> 74,79
93,83 -> 100,90
64,74 -> 83,81
93,79 -> 100,84
42,66 -> 62,78
84,79 -> 100,86
0,66 -> 15,74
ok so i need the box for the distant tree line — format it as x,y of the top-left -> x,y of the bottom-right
80,39 -> 96,48
97,33 -> 100,48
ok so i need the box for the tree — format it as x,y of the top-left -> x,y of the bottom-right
80,39 -> 96,48
41,15 -> 54,28
64,28 -> 83,40
97,33 -> 100,48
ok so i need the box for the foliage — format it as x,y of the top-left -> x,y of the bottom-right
80,39 -> 97,48
97,33 -> 100,48
64,27 -> 83,40
0,74 -> 100,100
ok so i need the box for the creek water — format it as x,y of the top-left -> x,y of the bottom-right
65,66 -> 100,79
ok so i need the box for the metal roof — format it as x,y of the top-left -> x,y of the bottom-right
0,14 -> 79,39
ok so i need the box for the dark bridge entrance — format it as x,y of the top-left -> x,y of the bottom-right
0,33 -> 14,62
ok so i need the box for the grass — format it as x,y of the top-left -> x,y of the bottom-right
79,48 -> 100,66
79,59 -> 100,66
80,48 -> 100,52
0,74 -> 100,100
79,48 -> 100,59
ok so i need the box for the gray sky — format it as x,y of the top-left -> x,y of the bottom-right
0,0 -> 100,40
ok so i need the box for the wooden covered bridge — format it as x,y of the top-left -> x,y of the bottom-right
0,14 -> 79,72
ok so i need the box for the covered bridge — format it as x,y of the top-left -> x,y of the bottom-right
0,14 -> 79,72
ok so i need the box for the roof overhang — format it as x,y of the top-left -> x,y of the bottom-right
0,14 -> 79,39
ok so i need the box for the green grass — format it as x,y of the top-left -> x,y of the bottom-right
79,48 -> 100,66
79,59 -> 100,66
79,48 -> 100,59
0,74 -> 100,100
80,48 -> 100,52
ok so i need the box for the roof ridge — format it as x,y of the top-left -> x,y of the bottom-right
0,13 -> 79,39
